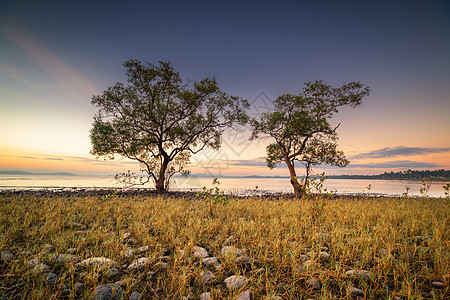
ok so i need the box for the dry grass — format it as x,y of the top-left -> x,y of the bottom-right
0,192 -> 449,299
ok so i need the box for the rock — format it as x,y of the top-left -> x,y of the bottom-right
193,246 -> 209,259
316,233 -> 331,241
42,272 -> 58,284
1,250 -> 13,262
76,257 -> 117,269
237,290 -> 252,300
74,282 -> 85,295
93,284 -> 123,300
345,269 -> 371,281
136,246 -> 149,254
59,289 -> 71,299
432,281 -> 444,289
126,238 -> 139,245
202,257 -> 220,268
306,277 -> 322,290
221,246 -> 243,257
158,256 -> 170,262
307,251 -> 330,261
67,221 -> 87,230
67,248 -> 78,254
104,267 -> 119,278
302,260 -> 317,270
129,291 -> 141,300
224,275 -> 248,289
224,235 -> 237,245
196,270 -> 215,285
123,232 -> 132,240
56,254 -> 80,264
348,286 -> 364,297
199,292 -> 212,300
128,257 -> 151,271
43,244 -> 54,252
121,247 -> 134,257
236,255 -> 251,264
33,263 -> 50,273
153,261 -> 168,271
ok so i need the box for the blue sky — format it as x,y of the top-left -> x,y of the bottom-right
1,0 -> 449,176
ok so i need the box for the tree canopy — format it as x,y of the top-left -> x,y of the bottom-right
251,80 -> 370,198
90,60 -> 249,192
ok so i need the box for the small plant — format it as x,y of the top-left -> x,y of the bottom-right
102,189 -> 118,201
443,183 -> 450,198
419,179 -> 431,197
402,185 -> 411,197
366,184 -> 373,194
196,178 -> 229,217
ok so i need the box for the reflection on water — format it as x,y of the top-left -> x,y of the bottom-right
0,174 -> 447,198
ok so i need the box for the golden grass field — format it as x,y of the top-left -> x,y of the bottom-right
0,192 -> 449,299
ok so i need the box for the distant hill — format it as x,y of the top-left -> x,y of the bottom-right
0,171 -> 77,176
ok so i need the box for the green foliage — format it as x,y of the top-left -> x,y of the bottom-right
443,184 -> 450,198
402,185 -> 411,197
419,178 -> 432,197
101,189 -> 118,201
90,60 -> 249,192
251,80 -> 370,197
196,178 -> 230,217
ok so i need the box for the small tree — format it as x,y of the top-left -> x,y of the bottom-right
90,60 -> 249,193
251,80 -> 370,198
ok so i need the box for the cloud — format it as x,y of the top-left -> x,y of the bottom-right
352,146 -> 450,159
347,160 -> 439,169
1,24 -> 99,100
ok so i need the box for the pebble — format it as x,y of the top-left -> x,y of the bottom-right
74,282 -> 85,295
121,247 -> 134,257
224,235 -> 237,245
236,255 -> 251,264
129,291 -> 141,300
432,281 -> 444,289
153,261 -> 168,270
42,272 -> 58,284
221,246 -> 243,257
43,244 -> 54,252
196,270 -> 215,285
199,292 -> 212,300
202,257 -> 220,268
345,269 -> 371,281
67,248 -> 78,254
104,267 -> 119,278
237,290 -> 252,300
224,275 -> 248,289
193,246 -> 209,259
1,250 -> 13,262
76,257 -> 117,269
348,286 -> 364,297
136,246 -> 149,254
93,284 -> 123,300
33,263 -> 50,273
307,251 -> 330,261
306,277 -> 322,290
56,253 -> 80,264
128,257 -> 151,270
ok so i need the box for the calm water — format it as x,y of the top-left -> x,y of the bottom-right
0,174 -> 448,198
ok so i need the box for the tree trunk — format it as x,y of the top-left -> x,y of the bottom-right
155,156 -> 170,194
155,176 -> 165,193
284,154 -> 305,198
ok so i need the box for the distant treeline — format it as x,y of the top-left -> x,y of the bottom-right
328,169 -> 450,180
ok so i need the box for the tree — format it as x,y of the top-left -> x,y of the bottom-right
251,80 -> 370,198
90,60 -> 249,193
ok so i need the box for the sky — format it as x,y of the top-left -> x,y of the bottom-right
0,0 -> 449,177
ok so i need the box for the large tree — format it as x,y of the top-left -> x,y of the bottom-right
251,80 -> 370,198
90,60 -> 249,192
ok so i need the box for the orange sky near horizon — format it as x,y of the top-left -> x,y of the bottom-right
1,0 -> 449,178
